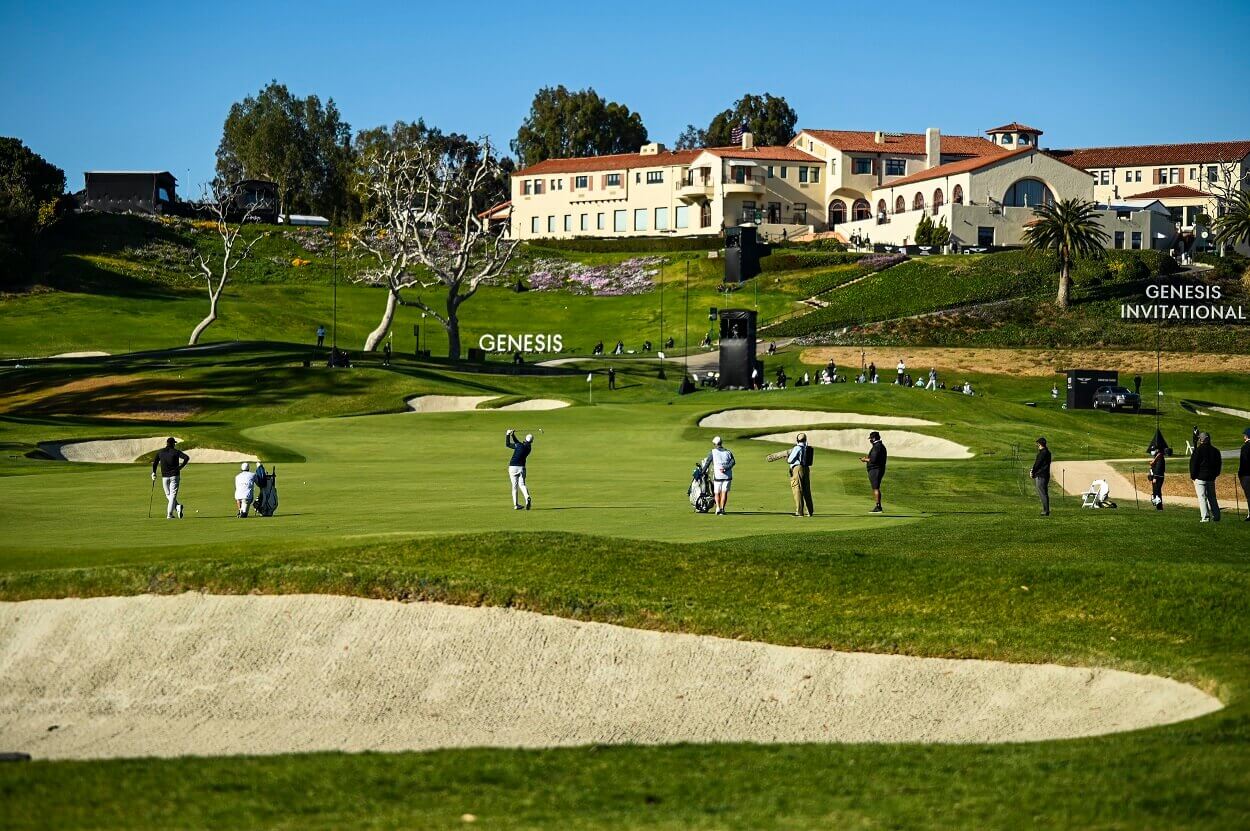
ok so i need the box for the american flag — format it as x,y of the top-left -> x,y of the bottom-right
730,123 -> 745,144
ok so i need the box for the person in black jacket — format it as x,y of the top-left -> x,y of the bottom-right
1239,427 -> 1250,521
1030,437 -> 1052,516
1189,432 -> 1222,522
860,431 -> 887,513
1147,444 -> 1167,511
150,437 -> 190,519
505,429 -> 533,510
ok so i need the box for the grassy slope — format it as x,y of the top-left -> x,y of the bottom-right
0,350 -> 1249,828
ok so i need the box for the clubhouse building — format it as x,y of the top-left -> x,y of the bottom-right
507,122 -> 1250,253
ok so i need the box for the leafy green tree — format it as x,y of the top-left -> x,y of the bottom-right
215,81 -> 352,221
511,86 -> 647,166
1022,199 -> 1109,308
0,138 -> 67,285
914,214 -> 934,246
1212,191 -> 1250,251
673,124 -> 706,150
931,217 -> 951,247
703,94 -> 798,147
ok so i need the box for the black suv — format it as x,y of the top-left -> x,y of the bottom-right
1093,385 -> 1141,412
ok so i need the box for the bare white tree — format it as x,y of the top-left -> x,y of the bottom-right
353,138 -> 517,356
1195,152 -> 1250,255
188,181 -> 268,345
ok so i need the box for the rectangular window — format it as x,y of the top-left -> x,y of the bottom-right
811,166 -> 820,183
793,202 -> 808,223
607,173 -> 622,187
533,179 -> 545,194
547,216 -> 555,233
674,205 -> 689,229
646,171 -> 663,184
1099,170 -> 1111,185
634,208 -> 648,231
977,226 -> 995,247
779,166 -> 787,179
551,178 -> 563,191
522,180 -> 533,195
852,157 -> 872,175
614,210 -> 627,233
1207,165 -> 1218,183
574,175 -> 589,189
1131,231 -> 1142,250
1189,168 -> 1197,180
885,159 -> 907,176
636,172 -> 641,183
530,216 -> 539,234
1114,230 -> 1125,249
597,212 -> 605,230
799,167 -> 809,183
655,207 -> 668,230
580,213 -> 588,231
767,166 -> 774,178
563,215 -> 571,232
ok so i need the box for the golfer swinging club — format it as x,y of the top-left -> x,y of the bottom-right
150,437 -> 189,519
506,428 -> 533,510
706,436 -> 736,515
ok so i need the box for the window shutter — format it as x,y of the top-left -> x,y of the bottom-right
1178,167 -> 1185,183
587,175 -> 593,191
1152,169 -> 1161,185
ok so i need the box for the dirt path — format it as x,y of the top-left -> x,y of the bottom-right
800,347 -> 1250,377
0,594 -> 1220,760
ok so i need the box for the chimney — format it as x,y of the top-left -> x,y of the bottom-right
741,131 -> 754,150
640,142 -> 665,156
873,131 -> 885,145
925,128 -> 941,169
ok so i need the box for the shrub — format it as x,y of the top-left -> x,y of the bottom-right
758,250 -> 862,273
774,237 -> 848,252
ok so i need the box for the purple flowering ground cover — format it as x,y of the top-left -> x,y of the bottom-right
523,257 -> 664,296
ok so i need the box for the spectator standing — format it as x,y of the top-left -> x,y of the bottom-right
1031,437 -> 1052,517
926,368 -> 937,391
787,433 -> 815,517
868,362 -> 877,383
1240,428 -> 1250,521
1134,374 -> 1143,396
896,358 -> 906,385
382,340 -> 392,367
316,324 -> 326,347
860,431 -> 887,513
1189,432 -> 1222,522
607,366 -> 617,390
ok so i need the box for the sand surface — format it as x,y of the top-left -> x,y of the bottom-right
1211,406 -> 1250,420
497,399 -> 569,411
1055,457 -> 1244,511
40,438 -> 256,465
754,429 -> 972,459
700,409 -> 938,429
0,593 -> 1219,760
406,395 -> 497,412
800,347 -> 1250,377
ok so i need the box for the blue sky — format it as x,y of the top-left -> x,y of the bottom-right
3,0 -> 1249,193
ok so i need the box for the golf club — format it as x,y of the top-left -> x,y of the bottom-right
147,475 -> 156,519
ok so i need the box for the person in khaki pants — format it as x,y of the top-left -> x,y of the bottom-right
787,433 -> 815,516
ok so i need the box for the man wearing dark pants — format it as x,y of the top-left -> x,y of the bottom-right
787,432 -> 814,517
1238,427 -> 1250,521
607,367 -> 616,390
860,431 -> 887,513
1031,437 -> 1052,516
1189,432 -> 1222,522
1148,443 -> 1166,511
150,437 -> 190,519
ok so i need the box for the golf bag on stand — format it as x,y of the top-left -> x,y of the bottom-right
253,466 -> 279,517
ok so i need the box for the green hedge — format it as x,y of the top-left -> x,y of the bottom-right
1075,250 -> 1180,286
759,251 -> 863,273
522,236 -> 722,254
773,238 -> 848,252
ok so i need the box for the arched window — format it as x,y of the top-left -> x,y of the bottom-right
1018,134 -> 1032,146
953,185 -> 964,204
828,199 -> 846,226
1001,134 -> 1014,145
1002,178 -> 1054,208
895,195 -> 906,214
877,198 -> 887,218
933,188 -> 944,209
853,199 -> 871,221
913,193 -> 925,211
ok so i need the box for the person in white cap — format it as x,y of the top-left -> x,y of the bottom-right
234,462 -> 256,518
787,432 -> 814,516
506,429 -> 533,510
704,436 -> 736,515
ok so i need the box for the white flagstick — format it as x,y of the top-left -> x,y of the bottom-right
587,372 -> 593,405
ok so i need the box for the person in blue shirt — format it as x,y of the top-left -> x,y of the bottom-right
506,429 -> 533,510
787,433 -> 814,516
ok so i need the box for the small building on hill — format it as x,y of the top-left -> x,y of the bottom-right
82,171 -> 177,214
227,179 -> 279,223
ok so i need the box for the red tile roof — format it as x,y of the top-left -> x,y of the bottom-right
878,147 -> 1091,189
704,145 -> 820,162
1050,140 -> 1250,169
797,129 -> 1005,157
1123,185 -> 1209,200
986,122 -> 1043,135
477,200 -> 511,219
514,148 -> 704,176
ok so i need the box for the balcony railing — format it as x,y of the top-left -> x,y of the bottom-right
724,170 -> 766,187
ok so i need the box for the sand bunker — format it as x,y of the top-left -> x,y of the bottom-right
1211,406 -> 1250,420
405,395 -> 569,412
0,593 -> 1219,760
40,438 -> 256,464
755,429 -> 972,459
700,409 -> 938,429
496,399 -> 569,411
405,395 -> 497,412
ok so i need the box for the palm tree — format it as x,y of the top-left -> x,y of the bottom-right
1023,199 -> 1109,309
1212,191 -> 1250,253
